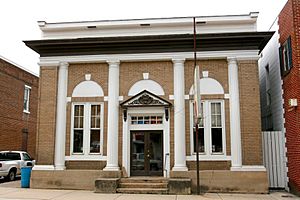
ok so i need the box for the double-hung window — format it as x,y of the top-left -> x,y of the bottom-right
191,100 -> 225,155
72,103 -> 103,155
23,85 -> 31,113
279,36 -> 293,75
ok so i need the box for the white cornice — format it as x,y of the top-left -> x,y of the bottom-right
39,50 -> 259,65
39,13 -> 257,31
38,13 -> 258,39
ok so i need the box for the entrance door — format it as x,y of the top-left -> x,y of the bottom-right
130,131 -> 163,176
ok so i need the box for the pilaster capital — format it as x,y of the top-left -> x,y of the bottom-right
59,62 -> 69,69
227,57 -> 237,65
172,58 -> 185,65
107,59 -> 120,67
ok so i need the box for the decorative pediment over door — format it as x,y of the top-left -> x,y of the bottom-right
120,90 -> 172,108
120,90 -> 172,121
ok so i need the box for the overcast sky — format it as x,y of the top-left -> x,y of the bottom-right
0,0 -> 288,75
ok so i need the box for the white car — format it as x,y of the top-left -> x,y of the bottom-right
0,151 -> 35,181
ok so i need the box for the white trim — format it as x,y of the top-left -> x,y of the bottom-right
228,57 -> 242,168
24,85 -> 32,89
39,13 -> 258,39
128,79 -> 165,96
122,107 -> 170,178
39,50 -> 259,64
186,155 -> 231,161
40,13 -> 257,31
54,62 -> 68,170
72,80 -> 104,97
224,94 -> 230,99
38,61 -> 60,67
70,102 -> 104,158
65,155 -> 107,161
189,78 -> 225,95
172,58 -> 187,171
66,97 -> 72,102
32,165 -> 55,171
230,165 -> 266,172
23,110 -> 30,114
104,60 -> 120,171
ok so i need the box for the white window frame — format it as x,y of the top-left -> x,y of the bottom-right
23,85 -> 31,113
189,100 -> 227,160
70,102 -> 104,158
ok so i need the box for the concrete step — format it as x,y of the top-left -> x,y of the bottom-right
119,182 -> 168,189
116,188 -> 168,194
119,177 -> 168,184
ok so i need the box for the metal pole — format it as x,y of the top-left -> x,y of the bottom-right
193,17 -> 200,195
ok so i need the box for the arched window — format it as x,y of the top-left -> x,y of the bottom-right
71,80 -> 104,157
189,77 -> 226,158
72,80 -> 104,97
128,79 -> 165,96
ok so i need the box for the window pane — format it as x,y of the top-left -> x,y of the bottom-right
211,128 -> 223,153
211,103 -> 221,127
23,88 -> 30,111
193,102 -> 203,126
90,130 -> 100,153
73,130 -> 83,153
144,116 -> 150,124
75,105 -> 84,116
157,116 -> 163,124
193,128 -> 205,153
151,116 -> 156,124
91,105 -> 100,128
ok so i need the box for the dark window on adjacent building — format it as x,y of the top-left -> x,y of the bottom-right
23,85 -> 31,113
279,36 -> 293,76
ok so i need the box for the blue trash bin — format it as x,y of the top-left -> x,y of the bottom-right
21,167 -> 32,188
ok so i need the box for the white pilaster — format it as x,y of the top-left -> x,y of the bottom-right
104,60 -> 120,171
54,62 -> 69,170
172,58 -> 188,171
228,57 -> 242,169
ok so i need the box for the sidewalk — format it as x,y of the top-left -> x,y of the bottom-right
0,181 -> 299,200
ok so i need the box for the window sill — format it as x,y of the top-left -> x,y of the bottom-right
65,155 -> 107,161
186,155 -> 231,161
23,110 -> 30,114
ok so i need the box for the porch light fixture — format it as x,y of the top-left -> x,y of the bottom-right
165,107 -> 169,121
123,109 -> 128,122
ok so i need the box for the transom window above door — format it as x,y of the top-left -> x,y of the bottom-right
131,116 -> 163,125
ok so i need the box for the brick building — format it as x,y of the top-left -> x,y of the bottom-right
259,0 -> 300,195
0,56 -> 38,158
25,13 -> 273,193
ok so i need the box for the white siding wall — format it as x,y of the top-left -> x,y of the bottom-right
259,19 -> 284,132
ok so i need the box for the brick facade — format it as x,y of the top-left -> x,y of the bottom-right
279,0 -> 300,194
0,57 -> 38,158
39,59 -> 263,170
36,67 -> 57,164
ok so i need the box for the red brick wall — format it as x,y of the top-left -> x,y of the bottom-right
0,58 -> 38,158
279,0 -> 300,194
